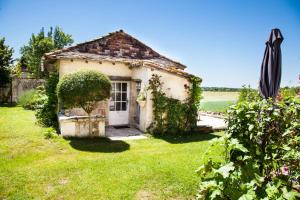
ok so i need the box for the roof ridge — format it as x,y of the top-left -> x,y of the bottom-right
45,30 -> 122,56
44,30 -> 186,69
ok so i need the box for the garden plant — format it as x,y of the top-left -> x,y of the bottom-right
147,74 -> 202,135
197,95 -> 300,199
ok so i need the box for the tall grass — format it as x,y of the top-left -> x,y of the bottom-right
17,89 -> 38,110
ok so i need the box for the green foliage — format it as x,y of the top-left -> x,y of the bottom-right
197,98 -> 300,199
18,89 -> 39,110
43,127 -> 58,139
35,72 -> 59,128
202,87 -> 240,92
57,70 -> 111,115
20,27 -> 73,78
147,74 -> 202,135
238,85 -> 260,103
12,56 -> 27,77
186,76 -> 202,130
278,87 -> 300,100
0,37 -> 14,87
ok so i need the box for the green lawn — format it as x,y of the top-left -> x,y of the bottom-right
0,107 -> 223,200
200,100 -> 235,113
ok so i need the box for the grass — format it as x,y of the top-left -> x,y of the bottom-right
200,101 -> 235,113
0,107 -> 224,199
201,91 -> 238,113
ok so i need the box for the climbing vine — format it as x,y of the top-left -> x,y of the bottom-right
147,74 -> 202,135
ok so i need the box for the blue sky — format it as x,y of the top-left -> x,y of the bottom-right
0,0 -> 299,87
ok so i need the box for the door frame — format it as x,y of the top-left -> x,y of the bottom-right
108,81 -> 130,126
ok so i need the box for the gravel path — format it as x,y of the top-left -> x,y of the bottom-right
197,115 -> 227,130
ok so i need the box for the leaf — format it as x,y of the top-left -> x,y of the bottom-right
238,186 -> 257,200
254,173 -> 265,187
229,139 -> 249,153
216,162 -> 234,178
282,146 -> 291,151
266,183 -> 280,198
210,189 -> 222,199
239,194 -> 256,200
248,124 -> 255,131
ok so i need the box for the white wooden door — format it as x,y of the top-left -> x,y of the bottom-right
108,81 -> 130,125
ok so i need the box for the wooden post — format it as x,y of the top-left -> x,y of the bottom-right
10,78 -> 12,105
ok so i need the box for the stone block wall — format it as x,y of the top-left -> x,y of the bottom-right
0,85 -> 11,103
12,78 -> 45,102
59,115 -> 105,137
0,78 -> 45,103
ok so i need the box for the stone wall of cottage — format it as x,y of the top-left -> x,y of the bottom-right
129,81 -> 138,126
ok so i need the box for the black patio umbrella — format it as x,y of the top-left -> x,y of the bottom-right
259,28 -> 284,99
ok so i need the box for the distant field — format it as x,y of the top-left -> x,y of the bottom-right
201,91 -> 239,102
201,91 -> 239,113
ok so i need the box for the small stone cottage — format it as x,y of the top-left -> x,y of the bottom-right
42,30 -> 197,137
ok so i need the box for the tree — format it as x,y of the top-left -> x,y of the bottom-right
57,70 -> 111,135
53,27 -> 74,49
13,56 -> 28,77
0,37 -> 13,87
20,27 -> 73,78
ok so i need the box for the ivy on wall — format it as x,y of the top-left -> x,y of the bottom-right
147,74 -> 202,135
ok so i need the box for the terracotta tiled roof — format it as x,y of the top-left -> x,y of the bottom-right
44,30 -> 186,70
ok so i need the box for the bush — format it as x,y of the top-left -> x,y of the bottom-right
18,89 -> 39,110
44,127 -> 58,139
35,72 -> 59,128
57,70 -> 111,113
197,98 -> 300,199
238,85 -> 260,103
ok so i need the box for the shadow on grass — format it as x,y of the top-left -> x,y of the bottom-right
66,137 -> 130,153
0,102 -> 17,107
154,133 -> 220,144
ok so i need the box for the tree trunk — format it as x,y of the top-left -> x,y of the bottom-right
88,112 -> 92,136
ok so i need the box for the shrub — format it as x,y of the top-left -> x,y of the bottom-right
35,72 -> 59,128
57,70 -> 111,134
44,127 -> 58,139
197,98 -> 300,199
238,85 -> 260,103
18,89 -> 39,110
